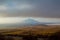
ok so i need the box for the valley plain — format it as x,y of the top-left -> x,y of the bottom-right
0,25 -> 60,40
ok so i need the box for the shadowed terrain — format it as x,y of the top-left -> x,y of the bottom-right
0,25 -> 60,40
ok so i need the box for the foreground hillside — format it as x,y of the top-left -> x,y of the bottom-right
1,25 -> 60,35
0,25 -> 60,40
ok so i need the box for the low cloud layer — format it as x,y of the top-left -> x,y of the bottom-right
0,17 -> 60,24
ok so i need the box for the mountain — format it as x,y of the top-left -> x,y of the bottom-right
0,18 -> 52,27
0,18 -> 56,29
20,18 -> 40,26
0,18 -> 42,28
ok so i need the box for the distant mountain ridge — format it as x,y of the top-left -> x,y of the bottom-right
20,18 -> 41,26
0,18 -> 57,28
16,18 -> 55,26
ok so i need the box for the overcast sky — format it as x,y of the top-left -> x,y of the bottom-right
0,0 -> 60,18
0,0 -> 60,24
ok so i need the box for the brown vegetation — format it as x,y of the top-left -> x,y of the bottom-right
0,25 -> 60,40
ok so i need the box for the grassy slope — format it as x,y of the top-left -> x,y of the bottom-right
0,25 -> 60,36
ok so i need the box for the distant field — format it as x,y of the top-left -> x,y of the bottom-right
0,25 -> 60,36
0,25 -> 60,40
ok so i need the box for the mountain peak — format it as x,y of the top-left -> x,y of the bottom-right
24,18 -> 39,23
21,18 -> 40,26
